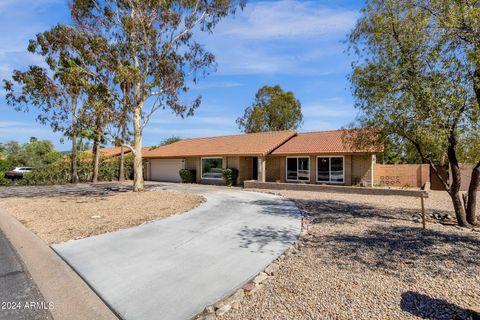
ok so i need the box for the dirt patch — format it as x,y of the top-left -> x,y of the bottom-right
0,189 -> 204,245
222,190 -> 480,320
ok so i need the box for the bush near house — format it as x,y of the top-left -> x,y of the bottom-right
179,169 -> 196,183
222,168 -> 239,187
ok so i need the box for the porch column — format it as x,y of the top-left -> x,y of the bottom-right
258,156 -> 266,182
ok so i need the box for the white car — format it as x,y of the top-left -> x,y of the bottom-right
4,167 -> 33,180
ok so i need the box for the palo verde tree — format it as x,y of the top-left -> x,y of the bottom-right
236,85 -> 303,133
71,0 -> 245,192
349,0 -> 480,227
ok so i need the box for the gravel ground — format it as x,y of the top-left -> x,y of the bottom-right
222,190 -> 480,320
0,189 -> 204,244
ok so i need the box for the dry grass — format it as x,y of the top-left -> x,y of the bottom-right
222,190 -> 480,320
0,189 -> 204,245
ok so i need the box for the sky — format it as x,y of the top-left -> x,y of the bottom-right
0,0 -> 364,151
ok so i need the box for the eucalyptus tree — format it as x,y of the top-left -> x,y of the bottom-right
236,85 -> 303,133
71,0 -> 245,191
349,0 -> 479,227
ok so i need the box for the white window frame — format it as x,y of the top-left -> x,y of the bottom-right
285,156 -> 310,182
201,157 -> 224,180
316,156 -> 345,184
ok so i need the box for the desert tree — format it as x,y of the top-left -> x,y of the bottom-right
236,85 -> 303,133
349,0 -> 479,227
413,0 -> 480,225
71,0 -> 245,191
3,25 -> 101,183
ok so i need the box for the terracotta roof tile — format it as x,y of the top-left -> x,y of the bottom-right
143,130 -> 296,158
85,147 -> 150,157
271,130 -> 382,155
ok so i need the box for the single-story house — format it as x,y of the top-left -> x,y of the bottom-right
142,129 -> 382,186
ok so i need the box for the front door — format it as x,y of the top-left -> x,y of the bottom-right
252,157 -> 258,180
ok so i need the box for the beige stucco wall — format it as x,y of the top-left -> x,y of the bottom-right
266,156 -> 282,182
238,156 -> 254,183
226,157 -> 239,170
351,154 -> 374,186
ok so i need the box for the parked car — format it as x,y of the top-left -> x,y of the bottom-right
4,167 -> 33,180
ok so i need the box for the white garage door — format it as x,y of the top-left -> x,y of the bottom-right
150,159 -> 184,182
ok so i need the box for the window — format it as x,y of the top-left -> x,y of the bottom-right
201,158 -> 223,179
286,157 -> 310,181
317,156 -> 344,183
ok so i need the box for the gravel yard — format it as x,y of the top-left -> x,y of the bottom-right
222,190 -> 480,320
0,189 -> 204,244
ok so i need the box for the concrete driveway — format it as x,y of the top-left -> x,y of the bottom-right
53,184 -> 301,320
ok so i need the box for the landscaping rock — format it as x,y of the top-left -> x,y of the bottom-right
248,283 -> 264,295
197,313 -> 216,320
253,272 -> 269,285
242,282 -> 255,293
265,263 -> 280,276
215,304 -> 231,316
203,306 -> 215,314
220,189 -> 480,320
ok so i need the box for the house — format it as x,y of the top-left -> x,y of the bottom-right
142,129 -> 382,186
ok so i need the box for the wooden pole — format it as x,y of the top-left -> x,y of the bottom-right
421,193 -> 426,230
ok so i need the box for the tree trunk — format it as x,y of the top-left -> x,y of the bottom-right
92,137 -> 100,183
119,124 -> 126,182
70,98 -> 79,184
132,103 -> 144,192
447,134 -> 471,227
466,161 -> 480,226
71,135 -> 78,184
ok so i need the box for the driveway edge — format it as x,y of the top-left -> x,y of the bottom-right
0,210 -> 119,320
194,215 -> 308,320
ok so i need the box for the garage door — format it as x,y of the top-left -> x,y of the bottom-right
150,159 -> 185,182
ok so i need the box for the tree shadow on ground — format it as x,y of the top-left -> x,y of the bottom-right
0,183 -> 131,199
236,225 -> 298,255
249,198 -> 302,219
400,291 -> 480,320
295,198 -> 451,226
297,198 -> 479,278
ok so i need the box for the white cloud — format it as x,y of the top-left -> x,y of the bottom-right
199,0 -> 357,75
218,1 -> 358,40
302,98 -> 357,118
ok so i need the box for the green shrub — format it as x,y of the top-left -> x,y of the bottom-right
0,173 -> 12,186
179,169 -> 196,183
18,161 -> 70,186
222,168 -> 239,186
0,153 -> 136,186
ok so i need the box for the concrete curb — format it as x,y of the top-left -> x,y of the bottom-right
0,210 -> 119,320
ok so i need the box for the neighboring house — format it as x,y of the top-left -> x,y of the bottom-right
84,147 -> 150,157
143,129 -> 382,186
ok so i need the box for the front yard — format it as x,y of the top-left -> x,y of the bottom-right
222,190 -> 480,320
0,185 -> 204,244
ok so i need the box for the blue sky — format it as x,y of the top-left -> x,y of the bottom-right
0,0 -> 363,151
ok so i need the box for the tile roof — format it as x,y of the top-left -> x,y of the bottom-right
143,130 -> 297,158
271,129 -> 382,155
85,147 -> 150,157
